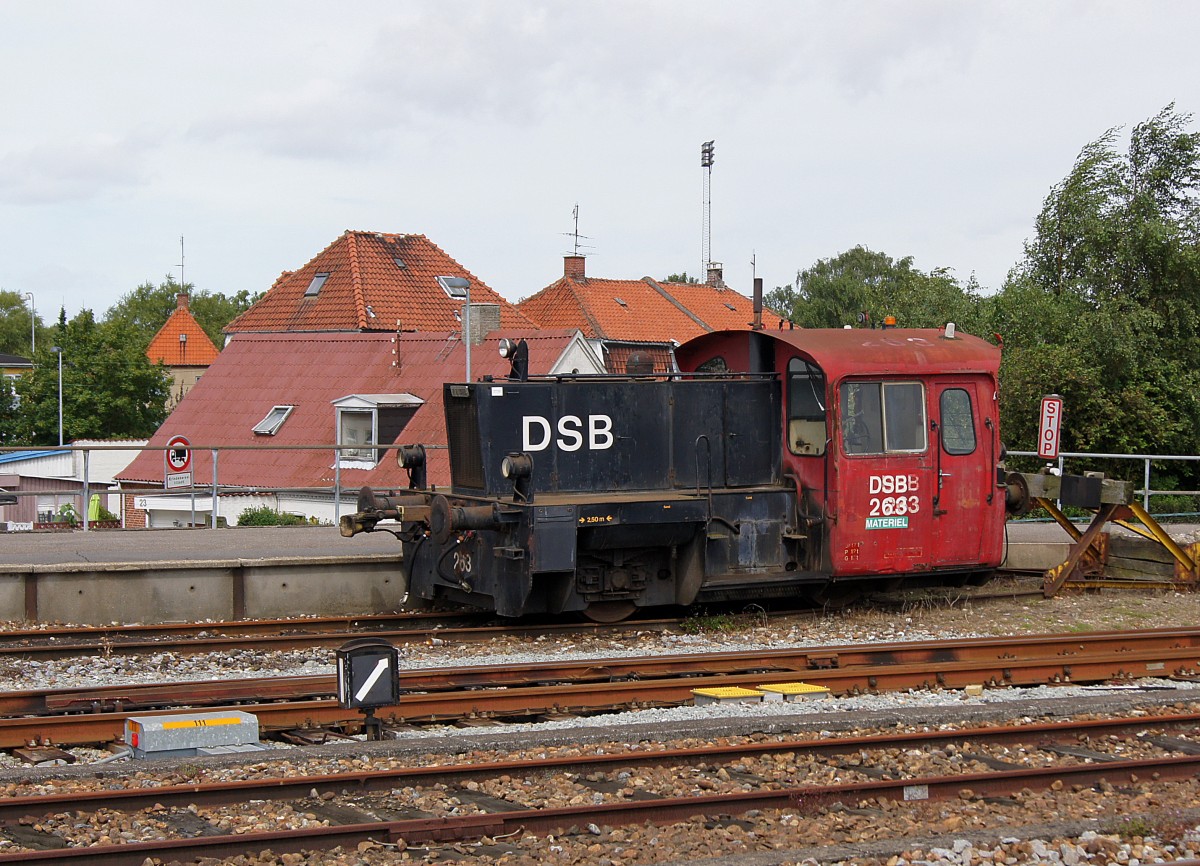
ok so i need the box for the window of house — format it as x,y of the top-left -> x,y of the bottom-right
332,393 -> 424,469
304,272 -> 330,297
841,381 -> 927,455
338,409 -> 376,462
252,405 -> 294,436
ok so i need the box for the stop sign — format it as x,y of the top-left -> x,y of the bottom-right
1037,396 -> 1063,459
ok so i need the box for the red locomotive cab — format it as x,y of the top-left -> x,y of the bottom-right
678,325 -> 1005,586
798,329 -> 1004,579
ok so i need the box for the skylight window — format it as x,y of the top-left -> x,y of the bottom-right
437,275 -> 470,299
305,273 -> 330,297
253,405 -> 294,436
614,297 -> 627,307
724,302 -> 737,311
393,257 -> 406,269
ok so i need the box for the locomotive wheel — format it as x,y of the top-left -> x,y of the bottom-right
583,601 -> 637,623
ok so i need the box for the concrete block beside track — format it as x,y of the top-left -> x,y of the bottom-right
0,554 -> 403,624
241,557 -> 404,619
1004,542 -> 1069,572
32,565 -> 232,624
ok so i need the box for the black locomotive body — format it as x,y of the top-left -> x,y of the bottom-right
392,374 -> 803,621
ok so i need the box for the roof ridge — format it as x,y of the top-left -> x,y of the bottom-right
642,277 -> 713,333
347,232 -> 366,330
566,277 -> 604,339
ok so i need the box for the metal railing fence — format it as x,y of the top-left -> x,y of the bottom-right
1008,450 -> 1200,513
0,442 -> 445,532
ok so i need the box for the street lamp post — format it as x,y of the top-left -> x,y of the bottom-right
23,293 -> 34,354
436,276 -> 473,381
50,346 -> 63,446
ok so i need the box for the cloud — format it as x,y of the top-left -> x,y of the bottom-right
0,132 -> 153,205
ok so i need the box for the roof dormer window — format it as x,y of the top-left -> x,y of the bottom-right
332,393 -> 424,469
305,272 -> 330,297
253,405 -> 294,436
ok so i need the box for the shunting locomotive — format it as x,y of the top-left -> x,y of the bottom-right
342,322 -> 1009,621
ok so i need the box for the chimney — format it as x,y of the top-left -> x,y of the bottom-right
706,262 -> 724,288
176,292 -> 189,310
752,277 -> 763,331
564,255 -> 586,280
468,303 -> 501,345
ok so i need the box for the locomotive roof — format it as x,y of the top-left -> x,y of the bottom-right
677,327 -> 1000,378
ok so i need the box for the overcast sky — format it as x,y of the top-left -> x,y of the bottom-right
1,1 -> 1195,322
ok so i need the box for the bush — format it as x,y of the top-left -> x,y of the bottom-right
236,506 -> 310,527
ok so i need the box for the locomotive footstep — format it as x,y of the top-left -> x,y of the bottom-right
583,601 -> 638,623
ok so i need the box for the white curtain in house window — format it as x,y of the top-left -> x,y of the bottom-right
339,410 -> 375,461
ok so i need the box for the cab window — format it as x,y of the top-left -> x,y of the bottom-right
787,358 -> 826,455
842,381 -> 927,455
940,388 -> 976,455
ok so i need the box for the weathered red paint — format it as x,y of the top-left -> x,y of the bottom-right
676,327 -> 1004,580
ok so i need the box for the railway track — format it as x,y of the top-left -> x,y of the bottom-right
4,710 -> 1200,863
0,572 -> 1042,660
4,626 -> 1200,749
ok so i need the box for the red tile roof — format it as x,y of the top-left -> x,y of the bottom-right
146,294 -> 220,367
518,260 -> 786,343
117,330 -> 582,490
225,231 -> 533,334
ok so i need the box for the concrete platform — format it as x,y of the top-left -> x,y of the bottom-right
0,521 -> 1194,624
0,526 -> 406,624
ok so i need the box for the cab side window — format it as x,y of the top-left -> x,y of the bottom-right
940,388 -> 976,455
787,358 -> 826,455
842,381 -> 927,455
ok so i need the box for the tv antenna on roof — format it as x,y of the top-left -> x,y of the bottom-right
561,203 -> 594,257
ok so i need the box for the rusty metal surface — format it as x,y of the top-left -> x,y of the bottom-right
0,614 -> 684,660
4,734 -> 1200,862
1,712 -> 1196,823
5,628 -> 1200,747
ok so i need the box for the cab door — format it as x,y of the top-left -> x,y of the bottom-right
930,379 -> 1000,566
832,379 -> 936,576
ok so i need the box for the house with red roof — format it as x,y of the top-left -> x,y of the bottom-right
115,329 -> 602,527
518,257 -> 787,373
224,230 -> 534,337
145,293 -> 220,410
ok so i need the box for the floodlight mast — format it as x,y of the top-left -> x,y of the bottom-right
701,140 -> 715,276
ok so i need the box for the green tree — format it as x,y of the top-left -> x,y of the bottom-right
105,276 -> 261,349
0,377 -> 21,445
766,246 -> 985,333
13,309 -> 171,444
990,104 -> 1200,480
663,272 -> 700,284
0,289 -> 45,356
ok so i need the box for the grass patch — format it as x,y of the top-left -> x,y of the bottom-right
679,613 -> 748,635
